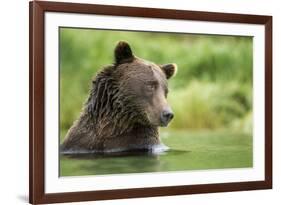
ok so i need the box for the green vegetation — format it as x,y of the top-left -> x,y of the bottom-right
60,28 -> 252,134
59,28 -> 253,175
168,81 -> 252,131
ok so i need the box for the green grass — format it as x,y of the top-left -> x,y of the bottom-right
60,131 -> 252,176
167,80 -> 252,131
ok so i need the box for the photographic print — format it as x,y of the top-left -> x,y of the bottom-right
29,1 -> 272,204
59,28 -> 253,176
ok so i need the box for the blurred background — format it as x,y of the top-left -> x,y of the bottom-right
60,28 -> 253,136
59,28 -> 253,176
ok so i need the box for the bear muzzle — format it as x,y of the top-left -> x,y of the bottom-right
160,108 -> 174,127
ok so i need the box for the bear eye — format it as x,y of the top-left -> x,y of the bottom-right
146,84 -> 156,91
145,81 -> 158,92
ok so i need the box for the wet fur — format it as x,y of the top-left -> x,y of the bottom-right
61,64 -> 162,153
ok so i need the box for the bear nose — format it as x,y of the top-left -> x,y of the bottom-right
161,110 -> 174,126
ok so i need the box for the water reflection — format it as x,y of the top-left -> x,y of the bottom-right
60,149 -> 191,175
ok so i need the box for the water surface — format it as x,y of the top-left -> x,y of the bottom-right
60,131 -> 252,176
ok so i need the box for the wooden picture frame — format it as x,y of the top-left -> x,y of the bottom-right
29,1 -> 272,204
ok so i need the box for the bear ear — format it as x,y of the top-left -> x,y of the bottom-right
161,63 -> 177,79
114,41 -> 134,64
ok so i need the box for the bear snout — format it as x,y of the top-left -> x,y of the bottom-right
160,108 -> 174,127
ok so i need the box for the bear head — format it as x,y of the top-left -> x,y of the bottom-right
111,41 -> 177,127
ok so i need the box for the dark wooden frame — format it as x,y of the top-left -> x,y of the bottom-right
29,1 -> 272,204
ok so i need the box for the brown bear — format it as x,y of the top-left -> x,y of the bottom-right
60,41 -> 177,153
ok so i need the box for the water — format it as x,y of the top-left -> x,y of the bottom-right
60,131 -> 253,176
